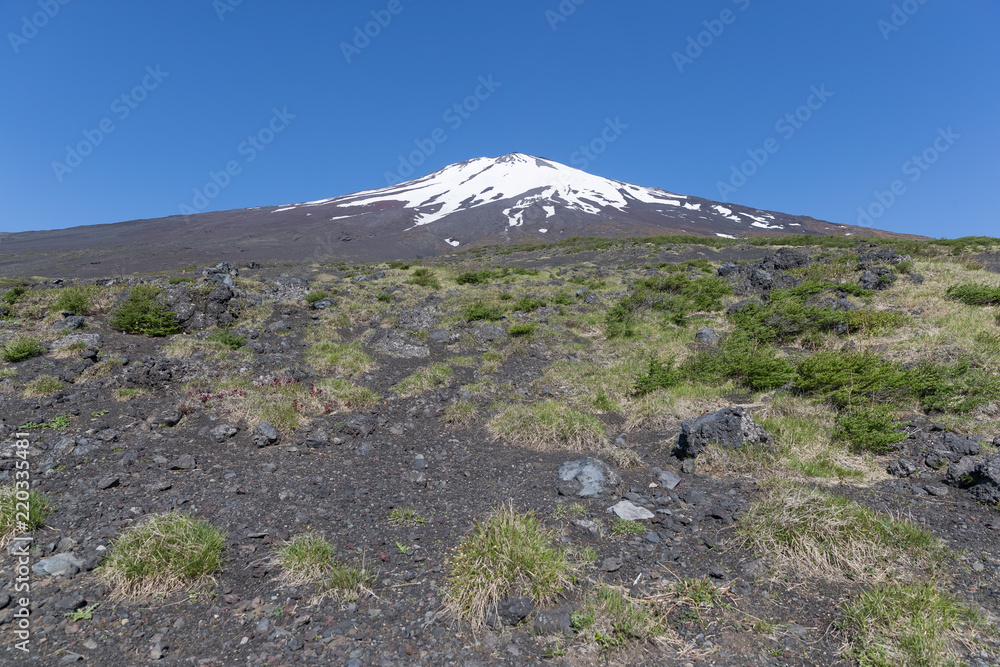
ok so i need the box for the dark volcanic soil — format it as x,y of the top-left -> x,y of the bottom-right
0,243 -> 998,667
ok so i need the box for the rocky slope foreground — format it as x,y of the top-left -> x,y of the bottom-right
1,236 -> 999,666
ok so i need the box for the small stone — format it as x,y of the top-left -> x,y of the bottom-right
150,642 -> 167,660
32,553 -> 85,578
253,421 -> 280,448
656,469 -> 681,490
96,476 -> 120,490
156,409 -> 182,427
209,423 -> 239,443
924,485 -> 949,497
572,519 -> 600,537
681,459 -> 697,474
401,470 -> 427,487
607,500 -> 654,521
168,455 -> 197,471
600,557 -> 623,572
709,566 -> 726,580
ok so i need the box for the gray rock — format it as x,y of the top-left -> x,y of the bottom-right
267,319 -> 291,333
209,423 -> 239,443
156,408 -> 182,427
967,454 -> 1000,504
51,315 -> 85,331
572,519 -> 600,537
168,454 -> 197,471
401,470 -> 427,487
533,607 -> 572,636
32,552 -> 85,578
651,467 -> 681,490
556,457 -> 622,498
368,329 -> 430,359
253,421 -> 280,448
96,476 -> 120,490
886,459 -> 917,478
599,557 -> 623,572
695,328 -> 719,344
924,485 -> 950,497
473,325 -> 508,343
305,428 -> 330,448
607,500 -> 654,521
52,333 -> 102,350
497,596 -> 533,626
344,415 -> 377,437
676,407 -> 772,459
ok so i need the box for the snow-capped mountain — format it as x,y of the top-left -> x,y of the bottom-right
264,153 -> 851,250
0,153 -> 900,278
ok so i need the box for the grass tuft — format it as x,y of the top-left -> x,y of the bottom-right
2,336 -> 46,363
489,401 -> 607,452
275,532 -> 376,601
0,486 -> 54,549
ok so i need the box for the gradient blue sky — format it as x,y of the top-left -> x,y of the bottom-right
1,0 -> 997,237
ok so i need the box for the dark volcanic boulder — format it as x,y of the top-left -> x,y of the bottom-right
676,407 -> 772,459
556,458 -> 622,498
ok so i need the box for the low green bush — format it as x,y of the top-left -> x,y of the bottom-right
605,274 -> 731,336
512,296 -> 546,312
1,286 -> 26,305
508,323 -> 536,337
834,405 -> 907,454
168,276 -> 193,285
1,336 -> 46,363
109,286 -> 182,337
631,357 -> 681,397
684,330 -> 795,391
52,285 -> 96,315
206,329 -> 246,350
465,300 -> 505,322
407,268 -> 440,289
304,290 -> 330,304
945,283 -> 1000,306
455,270 -> 495,285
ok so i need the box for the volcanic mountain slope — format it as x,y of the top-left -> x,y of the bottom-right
0,153 -> 904,278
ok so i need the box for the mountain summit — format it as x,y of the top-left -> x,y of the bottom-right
1,153 -> 902,277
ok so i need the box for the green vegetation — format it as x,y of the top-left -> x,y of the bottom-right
407,268 -> 440,289
52,285 -> 99,315
20,414 -> 72,430
631,357 -> 681,397
0,486 -> 54,549
393,363 -> 453,396
945,283 -> 1000,306
445,503 -> 574,629
508,323 -> 536,337
455,270 -> 496,285
388,508 -> 428,526
206,329 -> 246,350
489,401 -> 607,452
605,273 -> 732,337
2,285 -> 26,305
23,375 -> 64,397
834,406 -> 907,454
276,533 -> 375,601
611,518 -> 646,536
684,329 -> 795,391
738,484 -> 941,579
65,602 -> 100,622
304,290 -> 330,304
572,585 -> 667,652
839,582 -> 982,667
110,285 -> 182,336
305,341 -> 374,376
100,512 -> 225,599
168,276 -> 193,285
1,336 -> 46,363
465,300 -> 505,322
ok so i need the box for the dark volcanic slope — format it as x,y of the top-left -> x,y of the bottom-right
0,153 -> 908,278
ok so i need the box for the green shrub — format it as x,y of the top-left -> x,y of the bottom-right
206,329 -> 246,350
168,276 -> 193,285
465,300 -> 505,322
1,336 -> 46,363
508,323 -> 536,337
386,260 -> 411,270
605,274 -> 731,335
407,268 -> 440,289
110,286 -> 182,337
512,296 -> 546,312
52,285 -> 95,315
304,290 -> 330,304
794,352 -> 908,409
1,286 -> 26,304
945,283 -> 1000,306
455,270 -> 495,285
684,330 -> 795,391
631,357 -> 681,397
834,405 -> 906,454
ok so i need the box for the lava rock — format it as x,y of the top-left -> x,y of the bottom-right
676,407 -> 772,459
695,328 -> 719,344
556,458 -> 622,498
607,500 -> 654,521
253,421 -> 280,448
51,315 -> 85,331
32,553 -> 85,578
209,423 -> 239,443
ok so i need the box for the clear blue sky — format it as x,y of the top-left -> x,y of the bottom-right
1,0 -> 997,237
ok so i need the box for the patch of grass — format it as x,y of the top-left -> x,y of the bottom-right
445,503 -> 575,630
21,414 -> 72,430
168,276 -> 193,285
552,502 -> 586,520
206,329 -> 246,350
304,290 -> 330,304
443,399 -> 478,426
512,296 -> 547,312
945,283 -> 1000,306
110,285 -> 182,337
388,508 -> 427,526
0,486 -> 55,549
23,375 -> 63,397
605,273 -> 732,337
1,336 -> 46,363
275,532 -> 376,601
386,260 -> 411,270
839,582 -> 983,667
489,401 -> 607,452
305,341 -> 374,377
100,512 -> 225,600
2,285 -> 26,304
393,363 -> 452,396
65,602 -> 100,622
835,405 -> 907,454
52,285 -> 99,315
508,323 -> 536,337
575,585 -> 667,652
465,300 -> 505,322
407,268 -> 440,289
0,368 -> 18,379
114,387 -> 148,401
738,483 -> 942,580
611,518 -> 646,536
